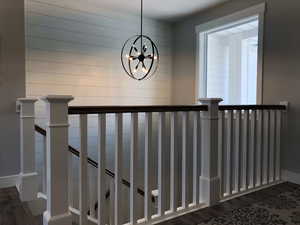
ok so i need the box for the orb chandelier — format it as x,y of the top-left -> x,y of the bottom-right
121,0 -> 159,81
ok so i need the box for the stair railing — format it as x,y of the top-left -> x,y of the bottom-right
67,100 -> 213,225
218,104 -> 286,199
17,96 -> 287,225
34,125 -> 155,212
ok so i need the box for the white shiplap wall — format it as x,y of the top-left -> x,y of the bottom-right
25,0 -> 173,112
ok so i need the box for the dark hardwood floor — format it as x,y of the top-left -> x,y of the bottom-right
0,187 -> 40,225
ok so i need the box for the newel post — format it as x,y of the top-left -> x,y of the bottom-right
17,98 -> 38,202
199,98 -> 222,206
42,95 -> 73,225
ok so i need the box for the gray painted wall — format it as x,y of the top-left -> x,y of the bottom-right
172,0 -> 300,174
0,0 -> 26,177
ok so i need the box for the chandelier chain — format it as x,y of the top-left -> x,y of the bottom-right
141,0 -> 143,51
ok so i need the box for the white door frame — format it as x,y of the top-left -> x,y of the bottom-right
195,3 -> 266,104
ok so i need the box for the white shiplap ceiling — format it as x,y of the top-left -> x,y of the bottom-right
93,0 -> 230,21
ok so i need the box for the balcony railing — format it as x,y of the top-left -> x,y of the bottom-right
17,96 -> 286,225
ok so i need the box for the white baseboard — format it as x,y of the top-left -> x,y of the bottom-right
282,170 -> 300,185
0,174 -> 19,188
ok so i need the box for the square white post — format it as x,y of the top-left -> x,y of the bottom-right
42,95 -> 73,225
17,98 -> 38,202
199,98 -> 222,206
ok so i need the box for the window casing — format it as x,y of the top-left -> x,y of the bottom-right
195,3 -> 265,105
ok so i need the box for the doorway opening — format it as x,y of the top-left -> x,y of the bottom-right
196,4 -> 265,105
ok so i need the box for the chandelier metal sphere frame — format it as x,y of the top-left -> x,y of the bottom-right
121,0 -> 159,81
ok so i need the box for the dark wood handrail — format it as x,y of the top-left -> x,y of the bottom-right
219,105 -> 286,111
68,105 -> 208,115
68,104 -> 286,115
34,125 -> 153,201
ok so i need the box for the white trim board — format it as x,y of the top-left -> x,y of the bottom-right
0,174 -> 19,188
195,3 -> 266,33
282,170 -> 300,185
195,3 -> 266,104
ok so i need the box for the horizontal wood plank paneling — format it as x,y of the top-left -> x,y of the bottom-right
25,0 -> 171,38
25,0 -> 173,112
27,83 -> 171,98
26,73 -> 171,89
26,49 -> 171,68
26,59 -> 171,77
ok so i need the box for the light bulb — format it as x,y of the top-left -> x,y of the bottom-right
125,54 -> 129,58
142,67 -> 148,73
133,68 -> 137,73
129,57 -> 133,61
154,56 -> 158,60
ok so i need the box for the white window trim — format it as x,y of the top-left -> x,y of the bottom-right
195,3 -> 266,104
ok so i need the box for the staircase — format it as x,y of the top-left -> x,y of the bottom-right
15,96 -> 287,225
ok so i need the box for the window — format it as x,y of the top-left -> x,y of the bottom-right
196,4 -> 265,105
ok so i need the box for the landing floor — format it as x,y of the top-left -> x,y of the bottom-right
0,187 -> 40,225
1,182 -> 300,225
159,182 -> 300,225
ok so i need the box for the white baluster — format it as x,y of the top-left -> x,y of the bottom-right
250,110 -> 257,188
263,110 -> 270,184
130,113 -> 139,224
79,114 -> 88,225
42,134 -> 47,197
182,112 -> 188,209
192,111 -> 199,205
275,110 -> 282,180
158,112 -> 167,215
98,114 -> 106,225
226,110 -> 233,195
199,98 -> 222,206
110,180 -> 115,225
269,110 -> 276,183
170,112 -> 178,212
115,113 -> 123,225
42,95 -> 73,225
145,112 -> 153,221
256,110 -> 263,186
234,111 -> 242,193
242,110 -> 249,191
218,111 -> 225,198
89,165 -> 97,218
17,98 -> 38,202
68,151 -> 73,208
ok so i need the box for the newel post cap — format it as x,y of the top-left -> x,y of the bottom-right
41,95 -> 74,103
198,98 -> 223,104
280,101 -> 289,112
16,98 -> 38,113
17,98 -> 38,103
